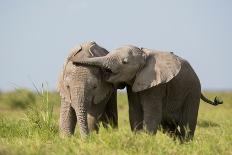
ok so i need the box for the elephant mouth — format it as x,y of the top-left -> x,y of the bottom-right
105,68 -> 113,74
103,68 -> 118,80
91,89 -> 113,106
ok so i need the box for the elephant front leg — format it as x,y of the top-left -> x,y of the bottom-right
142,97 -> 162,134
129,100 -> 143,132
59,98 -> 77,137
127,86 -> 143,132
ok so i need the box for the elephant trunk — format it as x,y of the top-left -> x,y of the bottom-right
72,88 -> 89,138
70,55 -> 112,70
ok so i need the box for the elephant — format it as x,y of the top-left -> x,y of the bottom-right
57,41 -> 118,138
70,45 -> 223,140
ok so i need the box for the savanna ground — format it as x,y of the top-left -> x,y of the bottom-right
0,88 -> 231,155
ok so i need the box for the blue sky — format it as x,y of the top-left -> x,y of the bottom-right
0,0 -> 232,91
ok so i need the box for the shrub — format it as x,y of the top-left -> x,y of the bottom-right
1,89 -> 36,109
25,84 -> 58,136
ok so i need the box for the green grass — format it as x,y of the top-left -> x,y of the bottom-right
0,89 -> 232,155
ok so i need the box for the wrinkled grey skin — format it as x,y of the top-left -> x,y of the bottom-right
57,41 -> 117,138
71,45 -> 222,141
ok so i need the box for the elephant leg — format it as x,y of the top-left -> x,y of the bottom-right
100,90 -> 118,129
59,98 -> 77,136
87,114 -> 99,133
161,121 -> 181,140
87,96 -> 114,132
127,86 -> 143,132
70,87 -> 89,137
142,97 -> 162,134
179,93 -> 200,141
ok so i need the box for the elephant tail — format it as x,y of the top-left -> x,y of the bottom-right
200,93 -> 223,106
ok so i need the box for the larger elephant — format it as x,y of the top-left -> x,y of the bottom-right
57,41 -> 117,138
71,45 -> 222,140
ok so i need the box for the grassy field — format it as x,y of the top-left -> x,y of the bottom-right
0,89 -> 232,155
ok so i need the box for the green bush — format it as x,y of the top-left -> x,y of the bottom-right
0,88 -> 60,110
25,85 -> 58,136
0,89 -> 36,109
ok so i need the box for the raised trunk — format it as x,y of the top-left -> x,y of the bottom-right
70,55 -> 112,70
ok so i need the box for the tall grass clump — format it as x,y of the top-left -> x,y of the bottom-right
0,89 -> 36,109
25,83 -> 58,137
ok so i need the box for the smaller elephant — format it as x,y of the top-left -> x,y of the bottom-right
57,41 -> 117,138
71,45 -> 223,141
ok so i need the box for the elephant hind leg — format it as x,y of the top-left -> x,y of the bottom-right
87,114 -> 99,133
179,94 -> 200,141
161,120 -> 181,140
59,98 -> 77,137
101,91 -> 118,129
99,113 -> 113,129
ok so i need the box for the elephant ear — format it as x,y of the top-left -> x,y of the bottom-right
132,48 -> 181,92
57,44 -> 82,102
88,43 -> 109,57
67,44 -> 82,60
70,42 -> 109,62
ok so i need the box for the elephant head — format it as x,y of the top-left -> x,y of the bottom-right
58,41 -> 114,137
70,45 -> 181,92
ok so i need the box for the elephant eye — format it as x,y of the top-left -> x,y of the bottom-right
122,58 -> 128,64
